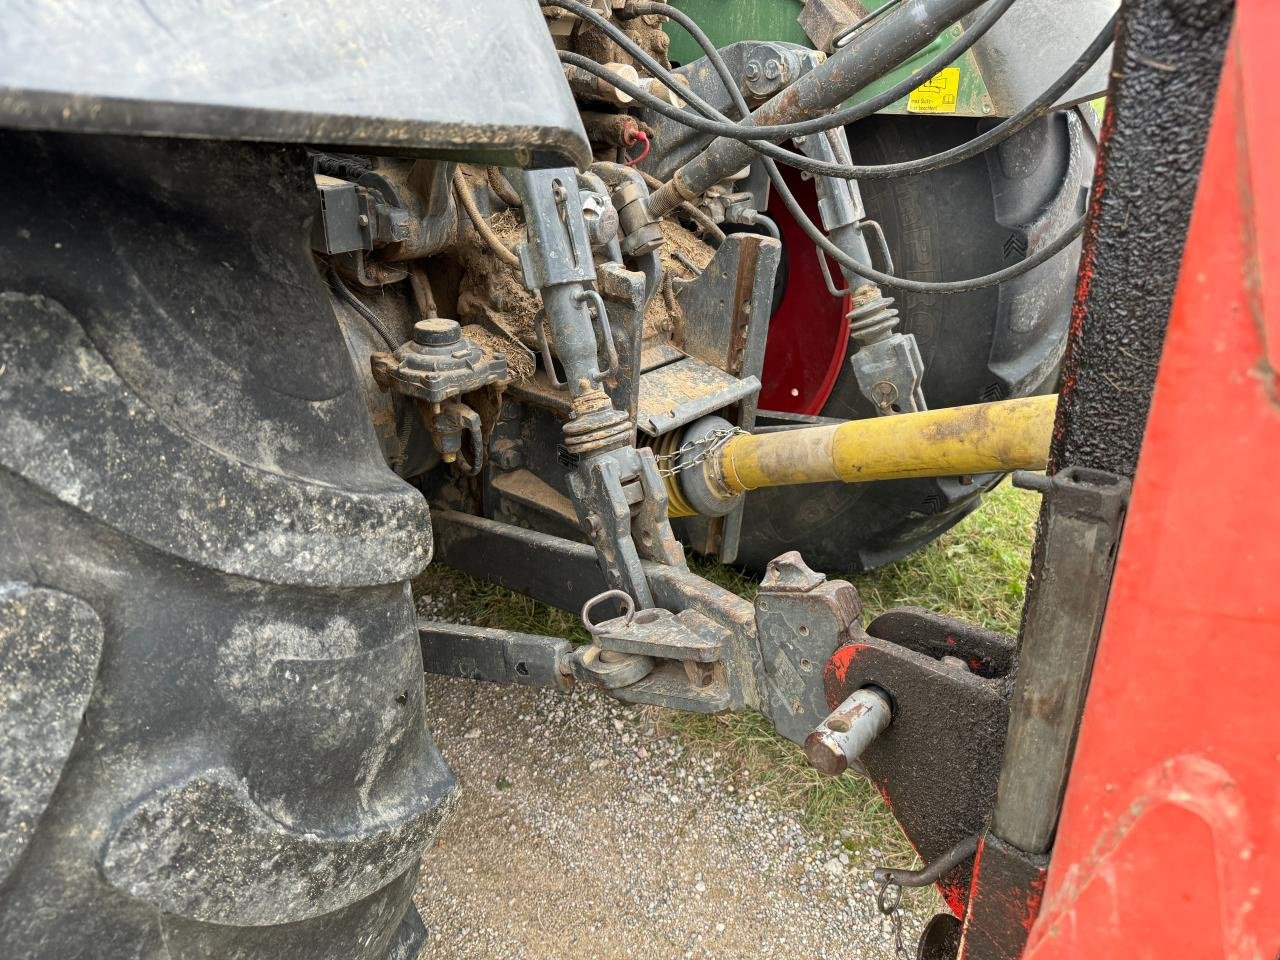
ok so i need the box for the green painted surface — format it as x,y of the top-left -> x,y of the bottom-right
664,0 -> 810,64
663,0 -> 992,117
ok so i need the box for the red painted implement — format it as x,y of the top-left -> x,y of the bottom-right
1024,6 -> 1280,956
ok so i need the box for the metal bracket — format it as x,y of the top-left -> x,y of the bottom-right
575,599 -> 735,712
820,606 -> 1017,916
431,511 -> 841,730
754,551 -> 859,743
993,466 -> 1131,853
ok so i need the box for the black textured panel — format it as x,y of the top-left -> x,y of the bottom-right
1051,0 -> 1234,476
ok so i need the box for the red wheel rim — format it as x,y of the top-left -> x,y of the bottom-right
758,165 -> 851,416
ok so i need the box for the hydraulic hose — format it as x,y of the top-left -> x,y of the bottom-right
642,0 -> 994,216
453,168 -> 521,268
566,9 -> 1117,181
557,0 -> 1105,293
559,49 -> 1087,293
619,0 -> 1008,140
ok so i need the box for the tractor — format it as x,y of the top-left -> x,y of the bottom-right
1,1 -> 1273,959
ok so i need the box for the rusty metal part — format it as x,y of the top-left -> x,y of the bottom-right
741,40 -> 811,103
569,644 -> 655,689
431,510 -> 844,737
846,283 -> 922,414
991,467 -> 1130,854
369,318 -> 507,404
591,606 -> 726,662
822,607 -> 1017,916
670,232 -> 779,562
418,621 -> 575,691
562,389 -> 634,456
581,588 -> 636,635
419,398 -> 485,472
634,358 -> 759,436
608,173 -> 665,257
804,686 -> 892,776
872,833 -> 981,888
583,605 -> 733,711
368,318 -> 505,472
634,167 -> 725,242
563,60 -> 642,106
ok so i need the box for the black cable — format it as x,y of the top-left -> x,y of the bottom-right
789,193 -> 1086,293
851,13 -> 1116,180
548,0 -> 1011,141
328,268 -> 400,350
327,268 -> 412,468
567,7 -> 1089,293
830,0 -> 909,49
559,12 -> 1109,183
624,2 -> 1116,181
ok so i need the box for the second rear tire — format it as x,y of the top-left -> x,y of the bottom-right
735,110 -> 1094,574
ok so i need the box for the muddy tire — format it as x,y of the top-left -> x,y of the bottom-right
737,111 -> 1095,574
0,133 -> 453,959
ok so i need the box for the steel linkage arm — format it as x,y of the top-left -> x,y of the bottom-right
427,510 -> 866,742
793,128 -> 926,415
514,167 -> 684,610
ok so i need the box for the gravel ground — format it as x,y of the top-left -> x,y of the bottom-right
412,592 -> 927,960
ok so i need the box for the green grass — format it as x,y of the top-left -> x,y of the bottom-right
416,479 -> 1039,865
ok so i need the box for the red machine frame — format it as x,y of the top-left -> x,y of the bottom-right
1020,6 -> 1278,956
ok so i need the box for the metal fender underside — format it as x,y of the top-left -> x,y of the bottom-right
0,0 -> 590,167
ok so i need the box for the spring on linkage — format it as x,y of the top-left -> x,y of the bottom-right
847,285 -> 900,345
561,390 -> 632,458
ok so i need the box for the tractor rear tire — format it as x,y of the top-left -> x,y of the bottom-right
0,132 -> 453,959
736,111 -> 1095,574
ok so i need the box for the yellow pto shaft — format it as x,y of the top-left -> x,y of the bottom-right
714,394 -> 1057,494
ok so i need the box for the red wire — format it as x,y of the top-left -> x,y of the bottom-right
624,130 -> 651,166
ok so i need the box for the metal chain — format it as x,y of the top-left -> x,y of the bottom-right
653,427 -> 745,478
875,878 -> 912,960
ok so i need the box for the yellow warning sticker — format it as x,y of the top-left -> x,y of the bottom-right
907,67 -> 961,114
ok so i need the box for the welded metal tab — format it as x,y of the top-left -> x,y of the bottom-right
591,607 -> 729,663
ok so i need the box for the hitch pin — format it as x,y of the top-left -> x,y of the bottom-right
804,687 -> 891,776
